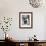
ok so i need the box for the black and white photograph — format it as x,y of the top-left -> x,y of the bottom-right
19,12 -> 33,28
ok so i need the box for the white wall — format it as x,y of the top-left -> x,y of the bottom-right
0,0 -> 46,40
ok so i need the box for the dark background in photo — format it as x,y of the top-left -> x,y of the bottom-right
22,15 -> 30,25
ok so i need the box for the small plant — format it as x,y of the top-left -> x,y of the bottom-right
1,17 -> 12,33
0,17 -> 12,39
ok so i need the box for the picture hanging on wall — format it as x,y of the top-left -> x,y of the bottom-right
19,12 -> 33,29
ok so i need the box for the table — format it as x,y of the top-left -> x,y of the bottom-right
5,39 -> 46,46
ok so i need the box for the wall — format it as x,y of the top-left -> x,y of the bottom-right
0,0 -> 46,40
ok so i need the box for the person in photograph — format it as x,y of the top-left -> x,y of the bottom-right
22,15 -> 30,25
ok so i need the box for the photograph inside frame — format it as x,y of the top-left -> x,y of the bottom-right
22,14 -> 30,25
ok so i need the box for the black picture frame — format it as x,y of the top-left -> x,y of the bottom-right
19,12 -> 33,29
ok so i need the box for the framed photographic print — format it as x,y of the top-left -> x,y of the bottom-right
19,12 -> 33,29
